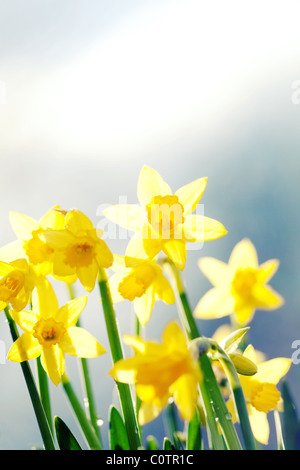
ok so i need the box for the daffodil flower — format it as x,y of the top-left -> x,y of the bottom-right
108,255 -> 175,325
194,238 -> 284,325
7,206 -> 67,276
0,258 -> 36,311
110,322 -> 201,425
41,209 -> 113,292
226,345 -> 291,445
104,166 -> 227,271
7,277 -> 106,385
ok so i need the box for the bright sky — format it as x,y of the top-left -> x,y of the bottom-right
1,0 -> 300,160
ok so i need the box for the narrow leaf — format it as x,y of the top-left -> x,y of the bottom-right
219,327 -> 250,354
187,410 -> 202,450
109,406 -> 130,450
163,437 -> 175,450
54,416 -> 82,450
282,381 -> 300,450
146,435 -> 159,450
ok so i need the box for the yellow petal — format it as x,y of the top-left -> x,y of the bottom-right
9,212 -> 39,241
42,229 -> 74,248
162,239 -> 187,271
248,405 -> 270,445
194,287 -> 235,319
234,304 -> 256,326
175,177 -> 207,215
198,257 -> 234,287
77,261 -> 98,292
171,373 -> 199,421
94,239 -> 113,268
0,261 -> 14,276
153,272 -> 175,305
228,238 -> 259,270
41,345 -> 65,386
32,277 -> 59,319
7,333 -> 41,362
103,204 -> 146,232
55,296 -> 88,327
243,344 -> 258,363
65,210 -> 94,235
133,287 -> 156,326
60,327 -> 106,357
110,357 -> 140,383
39,206 -> 65,230
258,259 -> 280,283
125,231 -> 150,259
253,284 -> 284,310
182,215 -> 227,242
137,166 -> 172,206
0,240 -> 26,263
138,402 -> 162,425
10,309 -> 38,333
255,358 -> 291,384
141,224 -> 165,259
162,322 -> 187,353
52,251 -> 76,277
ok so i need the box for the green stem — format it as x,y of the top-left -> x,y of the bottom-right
164,261 -> 242,450
36,356 -> 53,435
98,268 -> 142,450
274,410 -> 285,450
61,373 -> 102,450
66,282 -> 103,444
4,307 -> 56,450
211,341 -> 256,450
134,315 -> 142,439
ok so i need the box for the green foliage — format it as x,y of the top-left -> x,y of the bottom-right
54,416 -> 82,450
109,406 -> 130,450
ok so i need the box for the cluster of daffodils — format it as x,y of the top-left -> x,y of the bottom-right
0,166 -> 293,451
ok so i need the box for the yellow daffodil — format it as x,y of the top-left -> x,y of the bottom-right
7,277 -> 106,385
195,238 -> 284,325
103,166 -> 227,271
226,345 -> 291,445
110,321 -> 201,424
41,209 -> 113,292
108,255 -> 175,325
7,206 -> 67,276
0,258 -> 36,312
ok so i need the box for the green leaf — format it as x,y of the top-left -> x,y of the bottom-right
282,381 -> 300,450
146,435 -> 159,450
54,416 -> 82,450
219,327 -> 250,354
187,410 -> 202,450
163,437 -> 175,450
109,406 -> 130,450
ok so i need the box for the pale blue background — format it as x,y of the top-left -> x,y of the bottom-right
0,0 -> 299,450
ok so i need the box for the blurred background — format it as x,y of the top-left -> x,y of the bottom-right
0,0 -> 299,450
